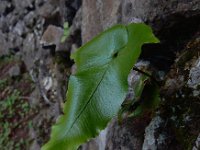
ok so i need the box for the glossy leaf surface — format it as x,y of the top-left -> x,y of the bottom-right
42,23 -> 159,150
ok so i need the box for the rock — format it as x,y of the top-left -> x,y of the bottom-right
187,58 -> 200,91
23,33 -> 35,53
64,0 -> 82,25
121,0 -> 200,26
105,116 -> 151,150
70,7 -> 82,35
42,76 -> 53,91
13,21 -> 27,36
8,64 -> 21,77
38,2 -> 58,18
35,0 -> 45,7
13,0 -> 34,10
40,25 -> 63,47
29,88 -> 41,107
142,116 -> 165,150
70,0 -> 82,11
125,61 -> 150,103
82,0 -> 200,43
0,31 -> 9,56
22,33 -> 36,69
0,1 -> 8,14
8,32 -> 23,50
81,128 -> 108,150
29,140 -> 40,150
34,18 -> 45,36
193,133 -> 200,150
29,127 -> 41,150
6,13 -> 19,29
24,11 -> 37,27
0,16 -> 9,33
82,0 -> 121,43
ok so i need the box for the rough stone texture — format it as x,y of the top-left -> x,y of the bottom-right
121,0 -> 200,24
82,0 -> 121,43
142,116 -> 179,150
193,133 -> 200,150
142,116 -> 164,150
82,0 -> 200,43
39,2 -> 58,18
0,1 -> 7,15
105,116 -> 151,150
0,31 -> 9,56
8,64 -> 21,77
22,33 -> 36,70
81,128 -> 108,150
41,25 -> 64,47
187,58 -> 200,96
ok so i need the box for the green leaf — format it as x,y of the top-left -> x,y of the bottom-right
118,72 -> 150,121
42,23 -> 159,150
61,22 -> 70,43
132,82 -> 160,117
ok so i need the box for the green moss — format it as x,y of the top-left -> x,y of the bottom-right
0,47 -> 36,149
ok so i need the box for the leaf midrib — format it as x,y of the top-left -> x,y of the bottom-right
64,47 -> 126,139
64,65 -> 108,138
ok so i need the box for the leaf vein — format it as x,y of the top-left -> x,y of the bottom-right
64,64 -> 109,137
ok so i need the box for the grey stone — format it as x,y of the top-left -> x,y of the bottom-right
121,0 -> 200,29
187,58 -> 200,89
0,16 -> 9,33
13,0 -> 34,10
187,58 -> 200,96
105,117 -> 149,150
81,128 -> 108,150
82,0 -> 200,44
8,65 -> 21,77
34,18 -> 45,36
29,127 -> 40,150
82,0 -> 121,43
23,33 -> 35,53
142,116 -> 165,150
40,25 -> 63,47
193,133 -> 200,150
125,61 -> 150,102
35,0 -> 45,7
70,7 -> 82,35
22,33 -> 36,69
6,13 -> 19,28
0,1 -> 8,14
38,2 -> 58,18
8,32 -> 23,49
0,31 -> 9,56
29,140 -> 40,150
42,76 -> 53,91
55,7 -> 82,52
28,88 -> 41,107
13,21 -> 27,36
24,11 -> 37,27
